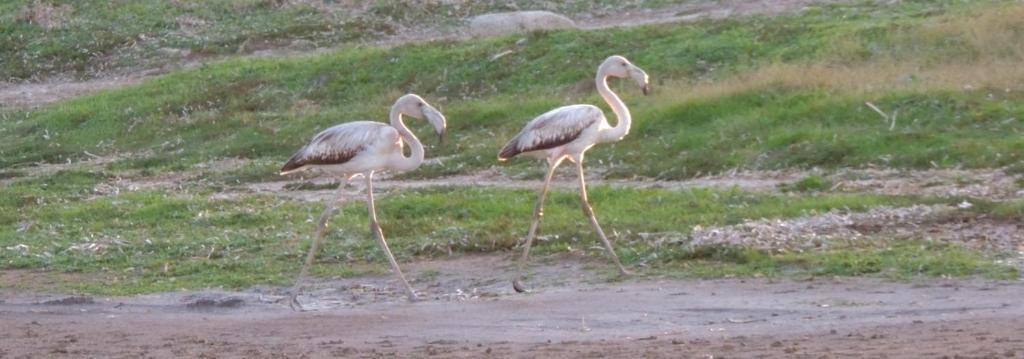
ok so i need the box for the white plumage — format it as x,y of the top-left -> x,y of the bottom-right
280,121 -> 399,176
498,105 -> 602,160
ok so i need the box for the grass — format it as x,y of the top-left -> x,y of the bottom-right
2,0 -> 1022,180
5,169 -> 1008,294
779,175 -> 833,193
0,0 -> 691,81
967,198 -> 1024,221
2,1 -> 1022,294
0,0 -> 390,81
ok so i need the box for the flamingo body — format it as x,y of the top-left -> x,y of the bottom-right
281,121 -> 402,176
498,104 -> 604,161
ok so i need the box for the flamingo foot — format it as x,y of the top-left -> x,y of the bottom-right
512,279 -> 531,293
288,293 -> 304,311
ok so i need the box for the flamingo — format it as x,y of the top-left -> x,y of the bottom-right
498,55 -> 650,292
281,94 -> 446,309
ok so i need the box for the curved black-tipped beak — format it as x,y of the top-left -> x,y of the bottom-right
438,130 -> 446,146
628,65 -> 651,96
422,104 -> 447,147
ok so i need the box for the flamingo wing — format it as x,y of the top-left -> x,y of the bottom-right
280,121 -> 389,174
498,105 -> 602,160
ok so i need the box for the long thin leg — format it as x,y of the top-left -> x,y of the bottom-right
513,157 -> 564,293
365,172 -> 418,302
575,160 -> 629,276
290,182 -> 347,311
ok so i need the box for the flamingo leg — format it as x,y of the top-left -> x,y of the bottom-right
365,172 -> 418,302
513,157 -> 564,293
289,181 -> 347,311
575,160 -> 629,276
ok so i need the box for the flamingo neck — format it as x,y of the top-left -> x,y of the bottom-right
596,73 -> 631,143
389,107 -> 424,172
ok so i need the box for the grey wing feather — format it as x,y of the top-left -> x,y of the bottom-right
498,105 -> 601,160
281,122 -> 386,173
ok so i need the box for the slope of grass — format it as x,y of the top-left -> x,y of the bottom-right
3,0 -> 1022,179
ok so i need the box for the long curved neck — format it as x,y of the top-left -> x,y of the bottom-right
596,72 -> 631,143
389,107 -> 424,172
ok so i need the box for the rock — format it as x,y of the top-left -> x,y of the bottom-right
467,11 -> 576,38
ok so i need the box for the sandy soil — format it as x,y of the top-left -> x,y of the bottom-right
2,255 -> 1022,358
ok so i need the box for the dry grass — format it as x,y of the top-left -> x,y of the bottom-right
903,4 -> 1024,61
15,0 -> 72,29
659,60 -> 1024,104
657,4 -> 1024,102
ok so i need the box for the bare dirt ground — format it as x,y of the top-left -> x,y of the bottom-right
0,0 -> 824,109
2,255 -> 1023,358
0,75 -> 144,108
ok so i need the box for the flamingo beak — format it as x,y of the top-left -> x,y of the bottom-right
422,104 -> 447,146
629,66 -> 651,96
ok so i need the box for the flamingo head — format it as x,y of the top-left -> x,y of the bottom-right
396,94 -> 447,144
600,55 -> 650,95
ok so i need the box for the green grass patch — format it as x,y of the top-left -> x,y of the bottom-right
779,175 -> 834,193
986,199 -> 1024,220
0,181 -> 969,294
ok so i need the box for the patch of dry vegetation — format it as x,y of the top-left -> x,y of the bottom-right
657,4 -> 1024,103
14,0 -> 72,29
